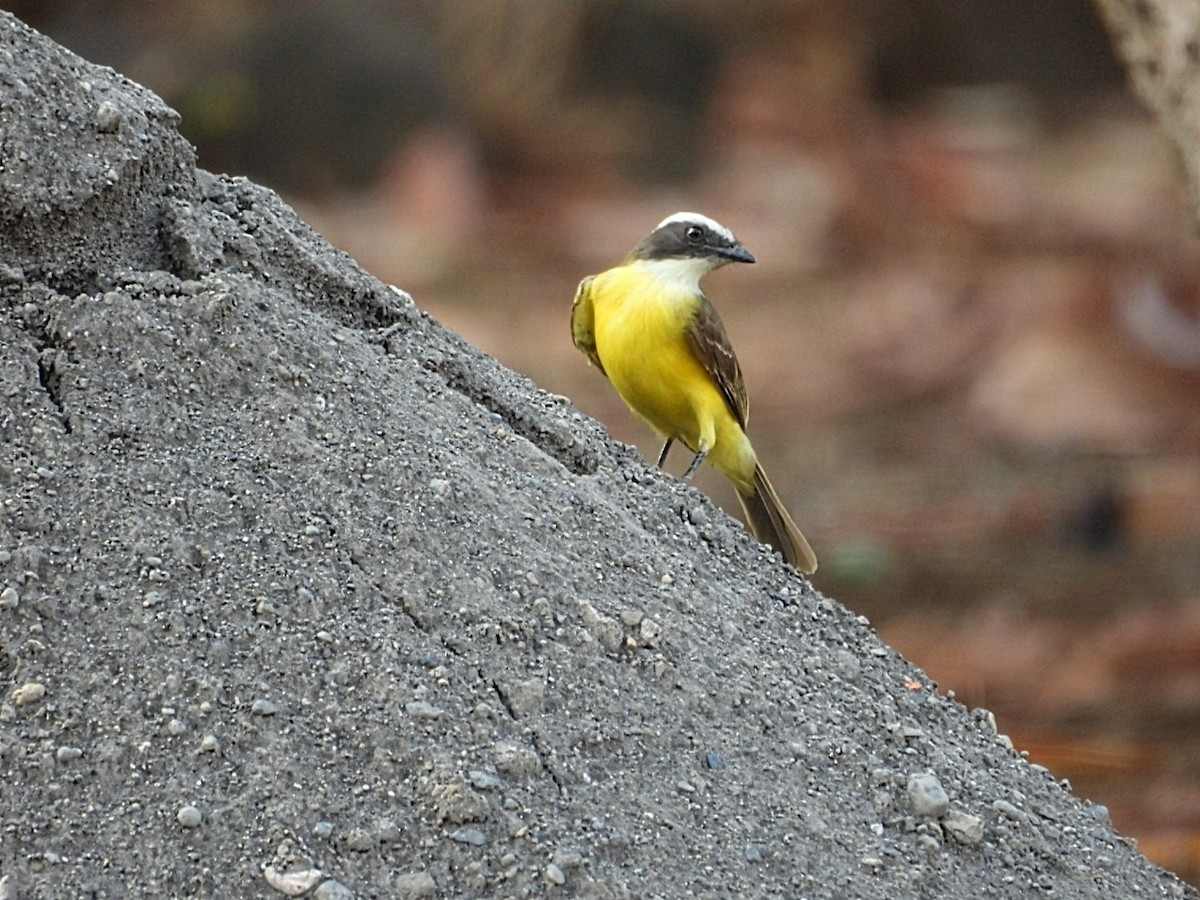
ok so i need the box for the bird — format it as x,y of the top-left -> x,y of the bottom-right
571,211 -> 817,573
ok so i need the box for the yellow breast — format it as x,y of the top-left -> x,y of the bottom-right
589,265 -> 728,453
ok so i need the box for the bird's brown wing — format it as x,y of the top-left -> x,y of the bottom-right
570,275 -> 607,377
685,295 -> 748,429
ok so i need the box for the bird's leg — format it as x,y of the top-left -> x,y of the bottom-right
682,449 -> 708,483
656,439 -> 674,468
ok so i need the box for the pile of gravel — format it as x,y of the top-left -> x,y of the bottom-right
0,12 -> 1194,899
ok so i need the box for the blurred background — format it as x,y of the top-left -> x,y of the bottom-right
6,0 -> 1200,882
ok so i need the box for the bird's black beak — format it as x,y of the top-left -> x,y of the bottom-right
713,244 -> 755,264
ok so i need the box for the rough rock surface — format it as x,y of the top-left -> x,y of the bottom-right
0,12 -> 1195,899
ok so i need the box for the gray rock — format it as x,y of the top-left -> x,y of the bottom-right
393,871 -> 437,899
906,772 -> 949,818
263,865 -> 323,896
93,100 -> 121,133
313,821 -> 334,839
11,683 -> 45,707
834,649 -> 862,683
344,829 -> 375,853
373,819 -> 401,843
176,805 -> 203,828
944,808 -> 985,845
404,700 -> 444,719
448,827 -> 487,847
251,699 -> 278,716
993,799 -> 1028,824
467,769 -> 501,790
313,880 -> 353,900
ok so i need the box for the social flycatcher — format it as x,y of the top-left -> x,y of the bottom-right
571,212 -> 817,573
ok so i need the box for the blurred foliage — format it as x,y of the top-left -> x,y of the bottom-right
3,0 -> 1125,195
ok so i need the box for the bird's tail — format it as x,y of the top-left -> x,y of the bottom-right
736,464 -> 818,574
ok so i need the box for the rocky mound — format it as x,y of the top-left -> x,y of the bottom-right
0,12 -> 1194,899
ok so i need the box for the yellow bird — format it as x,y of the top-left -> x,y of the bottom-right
571,212 -> 817,573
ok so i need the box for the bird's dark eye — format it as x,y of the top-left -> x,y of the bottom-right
685,226 -> 704,244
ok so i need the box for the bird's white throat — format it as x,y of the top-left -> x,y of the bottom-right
632,256 -> 716,295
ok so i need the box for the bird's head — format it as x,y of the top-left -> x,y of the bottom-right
632,212 -> 755,266
628,212 -> 754,291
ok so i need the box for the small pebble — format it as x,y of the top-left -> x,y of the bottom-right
0,586 -> 18,609
374,819 -> 401,843
704,751 -> 726,771
56,746 -> 83,763
531,596 -> 554,624
467,769 -> 500,790
94,100 -> 121,133
743,845 -> 763,862
993,799 -> 1026,823
167,718 -> 188,736
313,821 -> 334,839
917,832 -> 941,851
552,848 -> 583,869
11,682 -> 46,707
393,871 -> 437,898
263,864 -> 323,896
448,827 -> 487,846
493,740 -> 542,778
544,863 -> 566,885
199,734 -> 220,753
345,828 -> 375,852
943,808 -> 985,845
177,805 -> 203,828
251,698 -> 278,716
907,773 -> 949,818
313,880 -> 354,900
834,650 -> 861,683
405,700 -> 444,719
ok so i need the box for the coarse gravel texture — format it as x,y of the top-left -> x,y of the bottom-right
0,12 -> 1195,900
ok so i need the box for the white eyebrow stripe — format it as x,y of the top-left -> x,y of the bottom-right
655,211 -> 736,244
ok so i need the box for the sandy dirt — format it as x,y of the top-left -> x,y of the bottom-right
0,12 -> 1195,899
